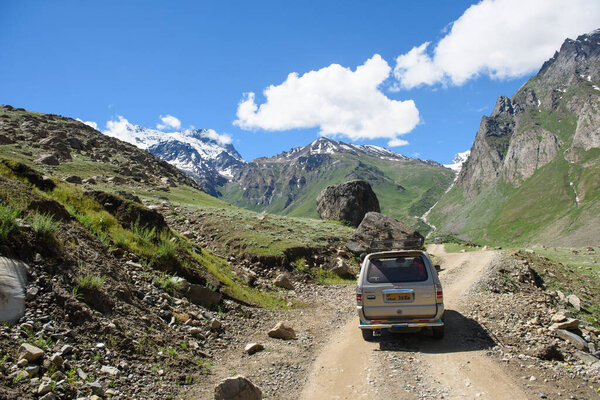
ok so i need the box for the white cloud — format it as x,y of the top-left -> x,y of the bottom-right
104,116 -> 136,144
157,114 -> 181,130
394,0 -> 600,89
387,138 -> 409,147
234,54 -> 420,141
196,129 -> 232,145
76,118 -> 98,130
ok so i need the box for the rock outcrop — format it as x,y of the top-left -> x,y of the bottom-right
346,212 -> 423,253
316,180 -> 380,227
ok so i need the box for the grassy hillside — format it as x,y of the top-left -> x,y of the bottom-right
429,105 -> 600,246
220,153 -> 455,234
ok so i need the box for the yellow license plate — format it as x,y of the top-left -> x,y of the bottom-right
386,293 -> 411,301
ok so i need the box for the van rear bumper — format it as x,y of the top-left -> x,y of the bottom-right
357,305 -> 444,329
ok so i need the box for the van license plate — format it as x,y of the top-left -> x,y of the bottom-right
386,293 -> 411,301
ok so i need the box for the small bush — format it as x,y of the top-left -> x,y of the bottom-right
75,270 -> 106,290
154,272 -> 186,293
131,219 -> 156,243
156,232 -> 177,263
0,204 -> 20,240
29,212 -> 59,238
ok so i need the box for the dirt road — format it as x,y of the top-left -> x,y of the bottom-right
300,246 -> 529,399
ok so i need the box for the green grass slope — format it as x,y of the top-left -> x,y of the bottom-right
219,153 -> 455,233
429,104 -> 600,246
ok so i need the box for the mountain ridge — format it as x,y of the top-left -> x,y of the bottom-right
429,28 -> 600,246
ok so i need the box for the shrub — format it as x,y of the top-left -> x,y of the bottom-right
156,232 -> 177,264
75,269 -> 106,290
29,212 -> 59,238
0,204 -> 20,240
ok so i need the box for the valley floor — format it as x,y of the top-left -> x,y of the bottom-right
190,246 -> 600,399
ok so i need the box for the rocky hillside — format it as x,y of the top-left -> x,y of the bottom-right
0,105 -> 358,399
220,137 -> 455,232
429,29 -> 600,246
102,120 -> 245,196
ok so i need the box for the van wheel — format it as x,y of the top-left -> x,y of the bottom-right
361,329 -> 374,341
432,326 -> 444,340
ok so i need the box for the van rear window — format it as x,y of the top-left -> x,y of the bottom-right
367,256 -> 428,283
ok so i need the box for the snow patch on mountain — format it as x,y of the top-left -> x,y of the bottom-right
270,137 -> 409,162
444,150 -> 470,172
103,116 -> 242,163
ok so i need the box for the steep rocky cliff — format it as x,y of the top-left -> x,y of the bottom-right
429,29 -> 600,246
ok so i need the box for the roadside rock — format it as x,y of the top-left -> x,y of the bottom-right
214,375 -> 262,400
273,274 -> 294,290
268,322 -> 296,340
331,257 -> 354,278
346,212 -> 424,253
18,344 -> 44,363
549,318 -> 579,331
555,329 -> 589,351
316,180 -> 380,227
244,343 -> 265,355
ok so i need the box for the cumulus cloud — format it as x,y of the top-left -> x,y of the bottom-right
76,118 -> 98,130
387,138 -> 409,147
234,55 -> 420,142
394,0 -> 600,89
196,129 -> 232,145
157,114 -> 181,130
104,116 -> 136,144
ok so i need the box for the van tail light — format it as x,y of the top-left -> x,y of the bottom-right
356,289 -> 362,305
435,284 -> 443,303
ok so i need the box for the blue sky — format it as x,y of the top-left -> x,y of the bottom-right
1,1 -> 599,163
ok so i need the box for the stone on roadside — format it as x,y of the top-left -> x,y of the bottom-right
38,381 -> 52,395
39,393 -> 56,400
214,375 -> 262,400
331,258 -> 354,278
100,365 -> 120,376
549,318 -> 579,331
550,311 -> 568,323
244,343 -> 265,355
573,350 -> 599,365
273,274 -> 294,290
19,344 -> 44,363
555,329 -> 589,351
268,322 -> 296,340
210,318 -> 222,330
50,354 -> 63,369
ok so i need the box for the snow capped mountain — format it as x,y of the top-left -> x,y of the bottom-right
444,150 -> 470,172
102,117 -> 245,195
266,137 -> 409,162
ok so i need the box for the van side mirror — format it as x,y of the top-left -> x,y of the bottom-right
434,265 -> 441,272
360,253 -> 367,262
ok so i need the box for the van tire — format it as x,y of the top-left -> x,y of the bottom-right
361,329 -> 374,341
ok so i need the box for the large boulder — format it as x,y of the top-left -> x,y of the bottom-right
346,212 -> 423,253
0,257 -> 29,324
214,375 -> 262,400
316,180 -> 380,227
